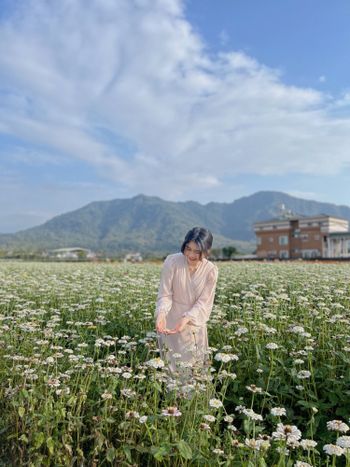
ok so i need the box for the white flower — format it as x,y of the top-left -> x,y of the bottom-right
297,370 -> 311,379
245,438 -> 270,451
45,356 -> 55,364
125,410 -> 140,419
271,407 -> 286,417
235,326 -> 248,336
139,415 -> 148,424
56,387 -> 70,396
235,405 -> 246,413
224,415 -> 234,423
323,444 -> 344,456
337,436 -> 350,449
272,423 -> 302,444
122,372 -> 132,379
161,406 -> 182,417
146,357 -> 165,369
209,398 -> 223,409
300,439 -> 317,450
246,384 -> 263,394
199,422 -> 211,431
266,342 -> 279,350
47,378 -> 60,388
212,448 -> 224,455
214,353 -> 239,363
294,462 -> 313,467
327,420 -> 349,433
243,409 -> 263,422
276,446 -> 289,455
290,325 -> 305,334
101,391 -> 113,400
227,424 -> 238,432
218,370 -> 237,380
203,414 -> 216,423
120,388 -> 136,398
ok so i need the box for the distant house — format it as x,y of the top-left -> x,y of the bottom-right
48,247 -> 96,260
254,214 -> 350,259
124,252 -> 143,263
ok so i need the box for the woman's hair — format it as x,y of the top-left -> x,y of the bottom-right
181,227 -> 213,259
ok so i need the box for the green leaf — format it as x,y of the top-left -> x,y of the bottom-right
151,445 -> 169,461
177,439 -> 192,460
19,434 -> 28,444
46,437 -> 55,455
328,392 -> 339,404
18,406 -> 25,418
20,389 -> 29,399
123,446 -> 132,463
96,432 -> 106,449
106,447 -> 117,462
243,418 -> 254,435
105,417 -> 115,424
67,396 -> 77,406
153,381 -> 162,392
297,400 -> 318,409
34,432 -> 45,449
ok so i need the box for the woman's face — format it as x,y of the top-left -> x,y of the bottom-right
184,241 -> 202,266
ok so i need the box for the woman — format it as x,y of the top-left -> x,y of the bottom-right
155,227 -> 218,375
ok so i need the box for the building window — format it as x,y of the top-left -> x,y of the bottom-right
257,237 -> 262,245
301,249 -> 320,258
314,234 -> 320,240
269,237 -> 274,243
279,235 -> 289,245
267,250 -> 277,258
279,250 -> 289,259
301,233 -> 309,241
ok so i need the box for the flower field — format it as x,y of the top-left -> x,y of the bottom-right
0,260 -> 350,466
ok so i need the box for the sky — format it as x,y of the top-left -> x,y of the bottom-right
1,0 -> 350,233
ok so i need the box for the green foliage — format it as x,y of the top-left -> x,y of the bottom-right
222,246 -> 238,258
1,261 -> 350,465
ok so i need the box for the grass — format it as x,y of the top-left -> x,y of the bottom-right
0,260 -> 349,466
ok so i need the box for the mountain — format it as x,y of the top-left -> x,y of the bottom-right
1,191 -> 350,256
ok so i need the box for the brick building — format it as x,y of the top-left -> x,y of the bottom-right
254,214 -> 350,259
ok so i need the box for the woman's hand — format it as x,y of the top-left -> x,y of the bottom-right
167,316 -> 191,334
156,313 -> 167,334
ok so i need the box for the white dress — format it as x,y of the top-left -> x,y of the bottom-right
155,252 -> 218,374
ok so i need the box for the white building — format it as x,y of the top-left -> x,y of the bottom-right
48,247 -> 96,260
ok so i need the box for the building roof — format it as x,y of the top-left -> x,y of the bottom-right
328,231 -> 350,238
254,214 -> 348,226
50,247 -> 91,253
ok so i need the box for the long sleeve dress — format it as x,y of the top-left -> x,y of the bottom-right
155,252 -> 218,374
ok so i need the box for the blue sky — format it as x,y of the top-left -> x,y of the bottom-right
1,0 -> 350,233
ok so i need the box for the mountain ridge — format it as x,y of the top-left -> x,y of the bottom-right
1,191 -> 350,255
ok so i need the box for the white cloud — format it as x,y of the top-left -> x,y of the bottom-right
1,0 -> 350,203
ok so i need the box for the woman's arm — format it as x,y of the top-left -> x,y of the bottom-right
155,255 -> 175,332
